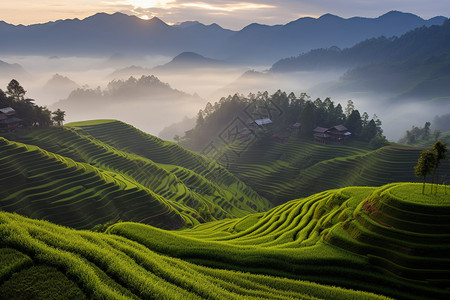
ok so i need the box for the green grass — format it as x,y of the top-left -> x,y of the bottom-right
0,121 -> 271,229
109,183 -> 450,299
1,182 -> 449,299
0,248 -> 33,283
0,265 -> 86,300
1,120 -> 450,299
0,137 -> 186,229
0,211 -> 390,300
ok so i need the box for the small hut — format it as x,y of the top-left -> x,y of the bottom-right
0,107 -> 21,131
327,125 -> 351,142
313,127 -> 331,143
313,125 -> 351,144
249,118 -> 273,129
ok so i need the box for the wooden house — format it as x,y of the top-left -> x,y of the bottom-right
0,107 -> 22,131
327,125 -> 351,142
313,127 -> 331,143
313,125 -> 351,144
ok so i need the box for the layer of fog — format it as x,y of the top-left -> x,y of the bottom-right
1,55 -> 447,141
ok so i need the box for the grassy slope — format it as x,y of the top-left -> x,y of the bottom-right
110,183 -> 450,300
0,137 -> 185,230
0,120 -> 271,229
0,211 -> 389,300
217,138 -> 450,204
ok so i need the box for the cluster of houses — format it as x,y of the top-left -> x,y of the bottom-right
0,107 -> 21,131
248,118 -> 351,144
184,116 -> 352,145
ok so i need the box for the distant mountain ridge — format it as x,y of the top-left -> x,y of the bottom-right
0,60 -> 30,80
0,11 -> 446,63
269,19 -> 450,103
271,19 -> 450,72
153,52 -> 227,71
107,52 -> 229,79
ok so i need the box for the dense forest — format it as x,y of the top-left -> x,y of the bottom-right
180,90 -> 386,151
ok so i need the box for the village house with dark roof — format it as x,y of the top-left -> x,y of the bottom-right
313,125 -> 351,144
0,107 -> 22,131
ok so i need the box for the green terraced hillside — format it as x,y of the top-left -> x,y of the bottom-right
216,138 -> 450,204
0,211 -> 389,300
0,137 -> 187,229
0,120 -> 271,229
110,183 -> 450,300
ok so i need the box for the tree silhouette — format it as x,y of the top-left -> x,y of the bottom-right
345,109 -> 362,136
52,109 -> 66,126
361,119 -> 377,141
415,150 -> 436,195
344,100 -> 354,118
432,141 -> 447,193
6,79 -> 26,102
299,101 -> 315,137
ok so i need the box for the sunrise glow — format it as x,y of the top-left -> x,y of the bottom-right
126,0 -> 175,9
181,2 -> 275,12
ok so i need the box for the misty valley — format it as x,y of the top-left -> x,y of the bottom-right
1,9 -> 450,300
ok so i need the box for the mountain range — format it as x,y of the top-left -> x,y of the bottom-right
269,19 -> 450,103
271,19 -> 450,72
0,11 -> 446,64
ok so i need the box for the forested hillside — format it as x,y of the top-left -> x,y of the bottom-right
272,19 -> 450,72
181,91 -> 385,152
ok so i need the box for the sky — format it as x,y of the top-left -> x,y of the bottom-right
0,0 -> 449,30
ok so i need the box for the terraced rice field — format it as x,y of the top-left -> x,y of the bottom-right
110,182 -> 450,299
0,120 -> 271,229
219,139 -> 450,204
0,211 -> 389,300
0,137 -> 185,229
1,120 -> 449,299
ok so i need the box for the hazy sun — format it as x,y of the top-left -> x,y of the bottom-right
140,15 -> 150,20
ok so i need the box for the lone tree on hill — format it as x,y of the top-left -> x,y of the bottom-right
432,141 -> 447,193
6,79 -> 26,102
52,109 -> 66,126
415,150 -> 437,195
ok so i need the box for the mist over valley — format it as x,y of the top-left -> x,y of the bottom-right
1,7 -> 450,299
